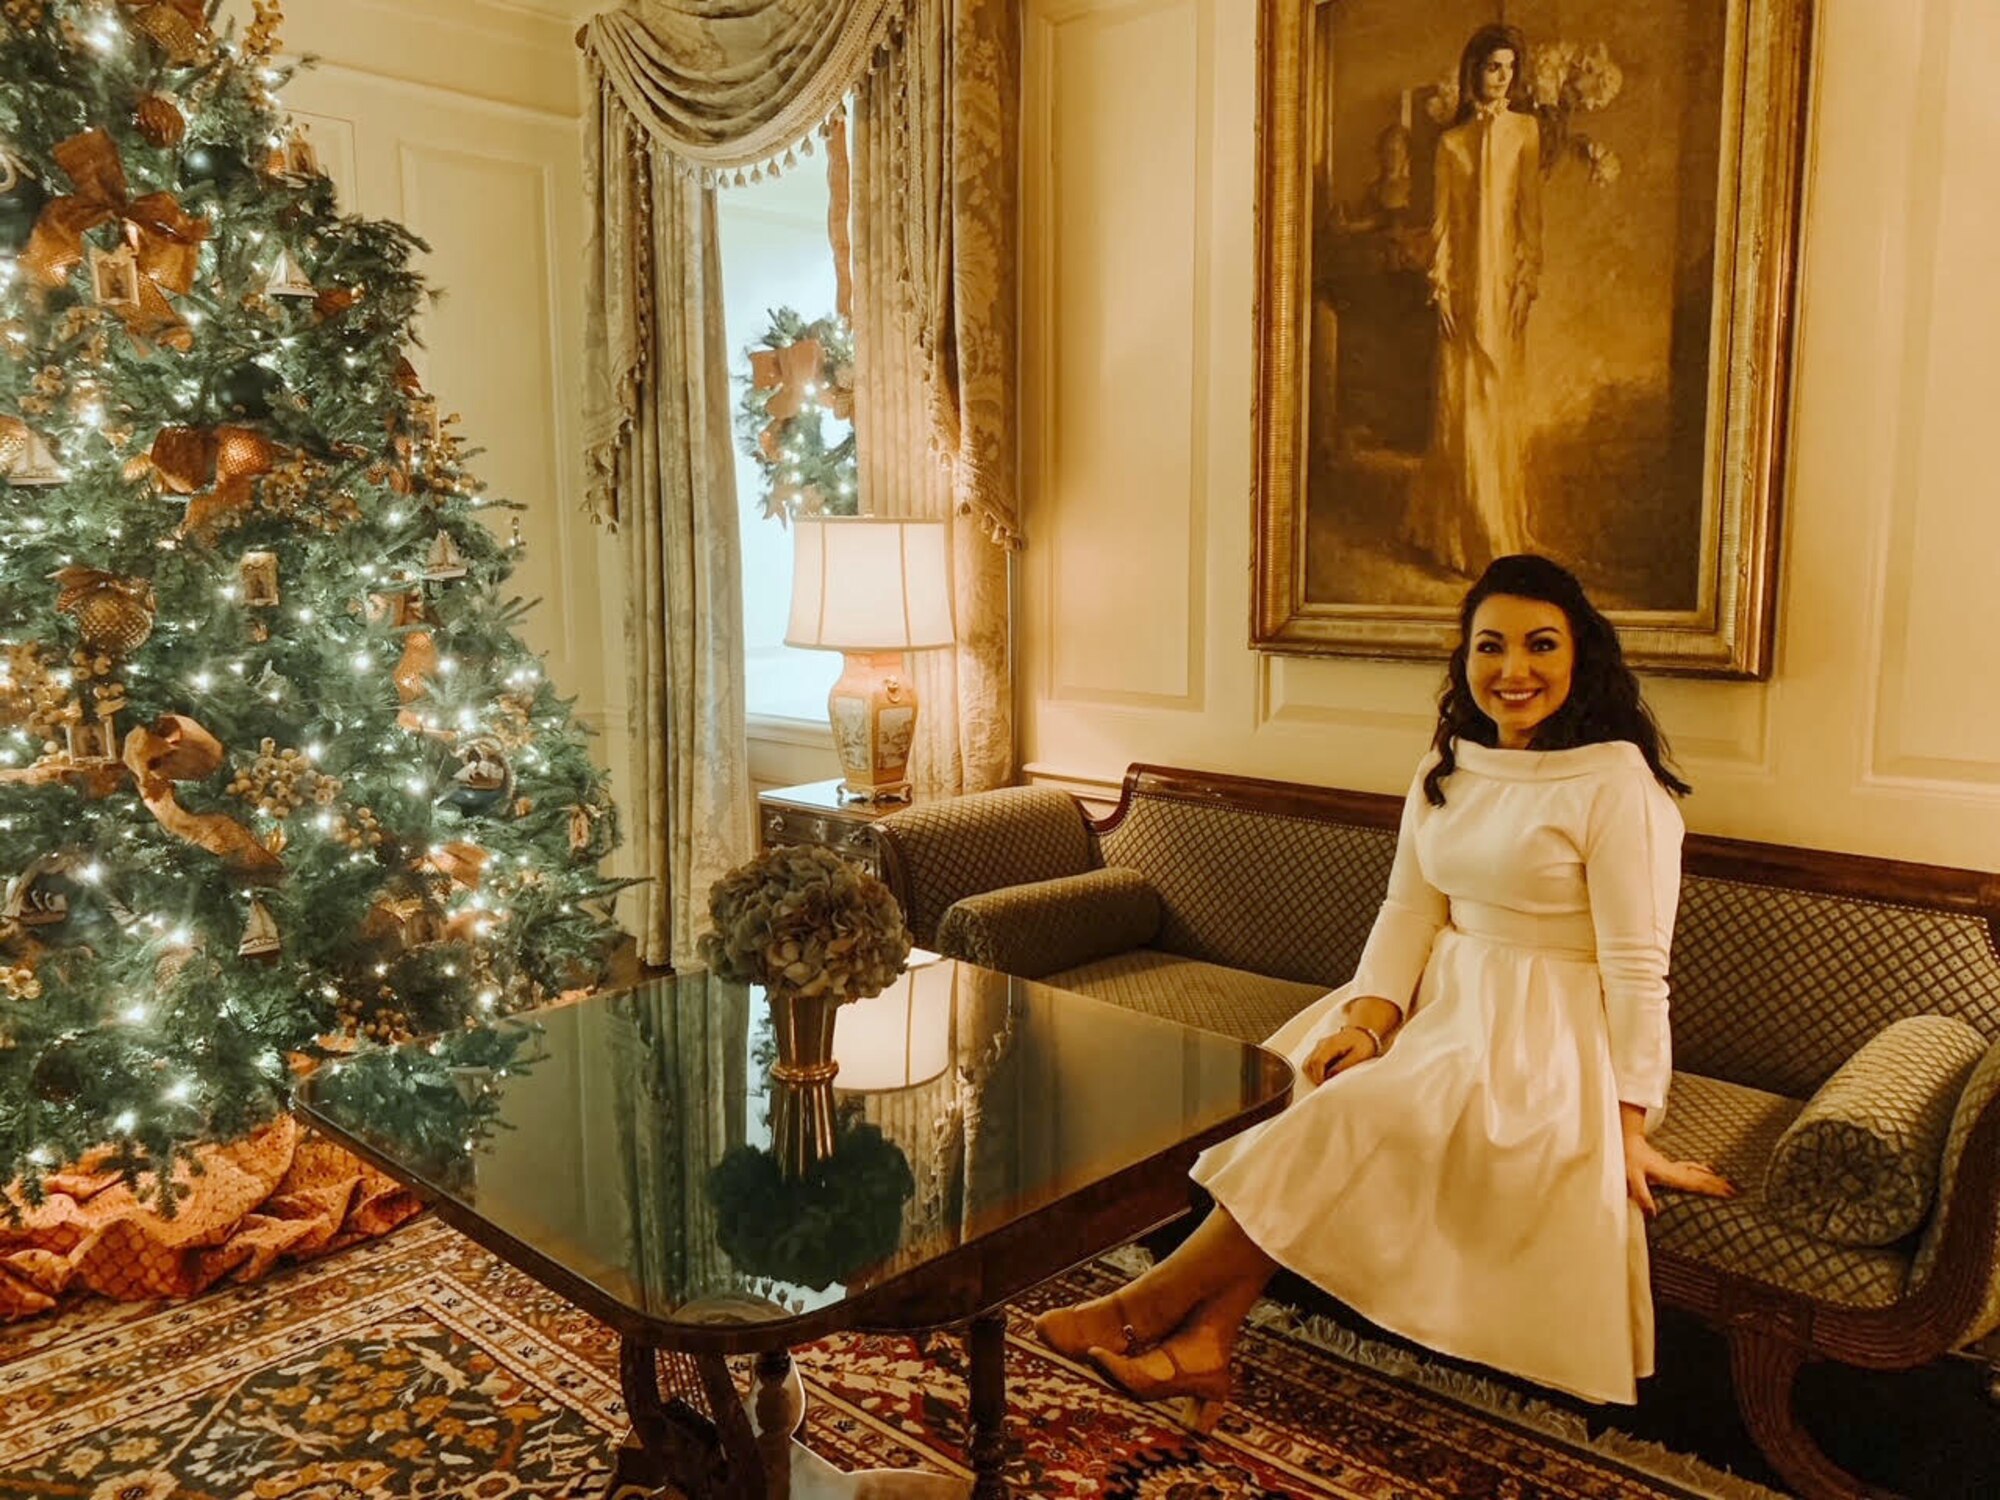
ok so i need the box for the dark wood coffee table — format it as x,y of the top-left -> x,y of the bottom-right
297,956 -> 1291,1498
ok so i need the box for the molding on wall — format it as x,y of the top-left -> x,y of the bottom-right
1019,760 -> 1123,811
1026,0 -> 1208,714
297,58 -> 580,126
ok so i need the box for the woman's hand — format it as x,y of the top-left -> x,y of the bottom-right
1620,1104 -> 1736,1217
1302,1027 -> 1381,1088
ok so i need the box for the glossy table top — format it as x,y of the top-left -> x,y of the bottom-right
297,956 -> 1292,1348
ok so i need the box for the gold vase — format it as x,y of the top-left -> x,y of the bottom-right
766,987 -> 841,1180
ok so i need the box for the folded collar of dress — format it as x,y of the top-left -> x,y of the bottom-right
1451,739 -> 1646,779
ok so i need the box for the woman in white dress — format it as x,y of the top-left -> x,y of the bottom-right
1035,554 -> 1735,1424
1406,26 -> 1543,576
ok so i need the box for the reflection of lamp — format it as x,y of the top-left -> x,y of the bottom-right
834,958 -> 955,1092
786,516 -> 955,803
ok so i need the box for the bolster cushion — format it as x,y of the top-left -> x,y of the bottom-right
1764,1014 -> 1989,1247
873,787 -> 1096,946
934,868 -> 1161,980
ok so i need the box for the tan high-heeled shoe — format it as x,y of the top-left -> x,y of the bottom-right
1087,1340 -> 1231,1434
1031,1289 -> 1144,1359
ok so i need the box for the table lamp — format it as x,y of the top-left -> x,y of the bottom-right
786,516 -> 955,803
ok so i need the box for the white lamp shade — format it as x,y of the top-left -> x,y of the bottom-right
833,959 -> 955,1091
786,516 -> 955,653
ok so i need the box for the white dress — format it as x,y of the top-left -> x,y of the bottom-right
1191,739 -> 1682,1404
1405,104 -> 1543,575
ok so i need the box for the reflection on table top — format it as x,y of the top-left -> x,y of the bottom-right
298,956 -> 1291,1344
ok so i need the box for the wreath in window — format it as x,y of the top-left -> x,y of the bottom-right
736,307 -> 859,524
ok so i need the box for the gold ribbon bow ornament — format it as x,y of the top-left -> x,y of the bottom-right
22,130 -> 209,351
118,0 -> 214,64
141,424 -> 277,540
122,713 -> 282,877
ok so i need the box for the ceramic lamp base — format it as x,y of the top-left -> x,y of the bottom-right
828,650 -> 918,803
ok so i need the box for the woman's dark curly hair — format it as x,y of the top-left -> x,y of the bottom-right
1424,554 -> 1692,806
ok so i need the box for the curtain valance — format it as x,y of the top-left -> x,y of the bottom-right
581,0 -> 910,176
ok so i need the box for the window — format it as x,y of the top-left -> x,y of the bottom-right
718,166 -> 846,725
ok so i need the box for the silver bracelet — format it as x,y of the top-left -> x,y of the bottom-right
1351,1022 -> 1386,1056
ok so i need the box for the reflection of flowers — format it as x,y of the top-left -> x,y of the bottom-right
706,1117 -> 915,1291
697,845 -> 910,1003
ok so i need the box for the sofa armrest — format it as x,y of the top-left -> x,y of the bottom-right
1911,1036 -> 2000,1346
873,787 -> 1097,947
935,868 -> 1161,980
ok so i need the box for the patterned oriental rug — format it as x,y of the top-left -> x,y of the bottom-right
0,1217 -> 1786,1500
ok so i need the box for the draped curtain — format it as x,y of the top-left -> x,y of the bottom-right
580,0 -> 1020,960
853,0 -> 1020,799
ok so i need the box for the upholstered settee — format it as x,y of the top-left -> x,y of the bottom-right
871,763 -> 2000,1500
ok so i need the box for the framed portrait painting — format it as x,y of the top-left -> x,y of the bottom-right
1252,0 -> 1813,676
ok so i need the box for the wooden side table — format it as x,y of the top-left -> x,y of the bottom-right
757,779 -> 905,875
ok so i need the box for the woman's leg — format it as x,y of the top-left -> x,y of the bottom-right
1035,1206 -> 1276,1355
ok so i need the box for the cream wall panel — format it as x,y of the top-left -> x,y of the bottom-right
282,0 -> 591,119
1868,0 -> 2000,784
1019,0 -> 2000,870
1031,0 -> 1203,709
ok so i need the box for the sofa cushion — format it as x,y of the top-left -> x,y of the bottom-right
936,868 -> 1161,980
1762,1015 -> 1988,1247
1044,948 -> 1324,1046
1648,1072 -> 1910,1309
874,788 -> 1096,946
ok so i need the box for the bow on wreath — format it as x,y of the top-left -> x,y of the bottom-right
748,337 -> 854,461
22,129 -> 210,352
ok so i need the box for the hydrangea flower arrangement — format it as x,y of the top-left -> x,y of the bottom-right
697,845 -> 911,1002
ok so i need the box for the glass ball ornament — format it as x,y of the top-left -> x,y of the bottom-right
216,363 -> 282,420
0,167 -> 47,254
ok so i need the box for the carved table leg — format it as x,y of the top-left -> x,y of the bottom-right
966,1311 -> 1010,1499
755,1349 -> 805,1499
611,1334 -> 768,1499
1728,1329 -> 1899,1500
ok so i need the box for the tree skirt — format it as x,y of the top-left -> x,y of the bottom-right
0,1116 -> 421,1321
0,1216 -> 1788,1500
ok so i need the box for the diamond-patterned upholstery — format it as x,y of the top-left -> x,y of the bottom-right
1764,1015 -> 1989,1247
1043,948 -> 1327,1044
935,868 -> 1162,981
874,788 -> 1096,946
1913,1036 -> 2000,1341
1649,1072 -> 1911,1309
1095,793 -> 1395,987
1668,877 -> 2000,1097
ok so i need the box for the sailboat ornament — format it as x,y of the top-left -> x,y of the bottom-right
424,530 -> 469,580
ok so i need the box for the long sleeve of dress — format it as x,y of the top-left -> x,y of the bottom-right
1583,769 -> 1685,1112
1347,767 -> 1449,1020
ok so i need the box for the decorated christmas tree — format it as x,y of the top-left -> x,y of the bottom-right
0,0 -> 624,1204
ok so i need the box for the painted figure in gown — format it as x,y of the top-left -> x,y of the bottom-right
1407,26 -> 1544,576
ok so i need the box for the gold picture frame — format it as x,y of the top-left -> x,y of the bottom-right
1252,0 -> 1814,677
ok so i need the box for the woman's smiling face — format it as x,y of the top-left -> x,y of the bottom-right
1466,593 -> 1574,749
